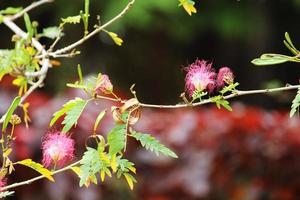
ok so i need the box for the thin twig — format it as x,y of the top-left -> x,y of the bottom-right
0,18 -> 50,124
95,84 -> 300,109
0,76 -> 47,124
8,0 -> 54,21
136,84 -> 300,109
0,0 -> 136,124
21,75 -> 46,102
49,0 -> 135,57
2,160 -> 81,191
2,18 -> 50,78
50,52 -> 80,58
2,17 -> 50,89
96,95 -> 125,103
48,28 -> 63,52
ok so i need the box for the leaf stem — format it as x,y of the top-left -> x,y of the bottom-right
48,0 -> 135,57
95,84 -> 300,109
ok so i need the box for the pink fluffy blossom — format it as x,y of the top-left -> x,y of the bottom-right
185,59 -> 216,96
95,74 -> 113,95
217,67 -> 234,88
42,131 -> 75,168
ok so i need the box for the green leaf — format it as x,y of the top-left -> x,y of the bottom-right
0,46 -> 33,80
0,191 -> 15,198
42,26 -> 61,39
210,95 -> 233,111
0,7 -> 22,15
50,98 -> 88,133
1,96 -> 21,132
93,110 -> 106,134
77,64 -> 83,84
123,173 -> 137,190
66,83 -> 89,90
79,148 -> 101,186
251,54 -> 290,66
81,0 -> 90,35
285,32 -> 297,50
62,99 -> 88,133
283,32 -> 299,55
24,13 -> 33,38
79,147 -> 110,187
178,0 -> 197,16
220,82 -> 240,95
192,91 -> 207,101
0,50 -> 13,80
219,99 -> 232,111
130,131 -> 178,158
290,87 -> 300,117
117,157 -> 136,174
107,124 -> 126,156
106,31 -> 123,46
100,170 -> 105,182
110,154 -> 118,173
12,76 -> 28,96
60,15 -> 81,26
17,159 -> 54,182
284,40 -> 298,56
71,166 -> 81,177
115,157 -> 136,189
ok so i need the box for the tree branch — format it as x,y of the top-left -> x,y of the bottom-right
2,17 -> 50,78
8,0 -> 54,21
49,0 -> 135,57
96,84 -> 300,109
2,160 -> 81,191
0,16 -> 50,124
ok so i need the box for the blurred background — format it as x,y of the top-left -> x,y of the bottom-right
1,0 -> 300,199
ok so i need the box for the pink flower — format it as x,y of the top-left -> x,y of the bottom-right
42,131 -> 75,168
185,59 -> 216,96
0,178 -> 6,191
217,67 -> 234,88
95,74 -> 113,95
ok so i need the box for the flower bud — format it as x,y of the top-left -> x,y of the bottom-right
95,73 -> 113,95
217,67 -> 234,88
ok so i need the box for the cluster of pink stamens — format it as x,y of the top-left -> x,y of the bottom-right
42,130 -> 75,168
185,59 -> 234,97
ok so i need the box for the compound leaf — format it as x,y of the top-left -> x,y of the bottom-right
290,87 -> 300,117
130,131 -> 178,158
